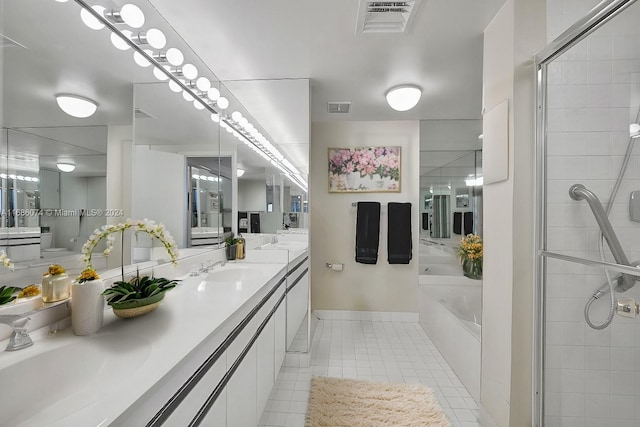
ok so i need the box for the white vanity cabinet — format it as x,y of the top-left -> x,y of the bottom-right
112,270 -> 288,427
286,256 -> 310,350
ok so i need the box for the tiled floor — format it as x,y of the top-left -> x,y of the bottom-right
259,318 -> 481,427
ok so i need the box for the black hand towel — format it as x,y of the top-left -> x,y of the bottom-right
453,212 -> 462,235
388,202 -> 412,264
464,211 -> 474,235
355,202 -> 381,264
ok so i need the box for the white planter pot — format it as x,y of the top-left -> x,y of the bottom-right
71,279 -> 105,336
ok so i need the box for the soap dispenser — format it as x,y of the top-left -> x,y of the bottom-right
236,234 -> 246,260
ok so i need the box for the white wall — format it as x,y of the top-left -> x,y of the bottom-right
481,0 -> 545,426
543,1 -> 640,426
238,179 -> 265,213
133,146 -> 187,248
310,121 -> 420,312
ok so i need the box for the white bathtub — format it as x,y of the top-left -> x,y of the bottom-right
419,241 -> 462,276
419,279 -> 482,401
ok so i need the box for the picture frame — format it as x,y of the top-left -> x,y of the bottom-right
328,146 -> 401,193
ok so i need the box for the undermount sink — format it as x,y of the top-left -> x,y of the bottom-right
206,266 -> 268,283
0,332 -> 150,426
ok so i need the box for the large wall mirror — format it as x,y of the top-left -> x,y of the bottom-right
419,120 -> 482,277
2,0 -> 311,350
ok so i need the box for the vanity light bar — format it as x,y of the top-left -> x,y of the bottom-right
73,0 -> 307,192
0,174 -> 39,182
73,0 -> 215,115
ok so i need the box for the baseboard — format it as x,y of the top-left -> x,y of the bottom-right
312,310 -> 419,323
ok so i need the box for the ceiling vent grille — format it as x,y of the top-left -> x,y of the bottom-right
356,0 -> 422,34
0,33 -> 26,49
328,102 -> 351,114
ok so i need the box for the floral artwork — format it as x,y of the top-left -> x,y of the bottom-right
328,146 -> 401,192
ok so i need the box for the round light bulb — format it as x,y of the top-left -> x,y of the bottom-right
181,63 -> 198,80
169,80 -> 182,93
630,123 -> 640,138
120,4 -> 145,28
81,6 -> 106,30
153,66 -> 170,81
225,126 -> 233,133
145,28 -> 166,49
217,96 -> 229,110
239,117 -> 249,127
165,48 -> 184,66
133,49 -> 153,67
211,113 -> 220,123
231,111 -> 242,122
193,100 -> 205,110
196,77 -> 211,92
182,91 -> 194,102
207,87 -> 220,101
110,30 -> 132,51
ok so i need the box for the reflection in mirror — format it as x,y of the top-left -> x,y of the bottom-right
187,158 -> 232,247
420,143 -> 482,277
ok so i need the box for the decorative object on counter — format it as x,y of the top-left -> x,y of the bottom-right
0,250 -> 14,271
225,235 -> 239,261
0,286 -> 21,305
102,274 -> 178,319
458,234 -> 483,280
328,146 -> 401,193
17,284 -> 41,299
236,235 -> 245,260
71,269 -> 105,335
0,284 -> 42,306
81,218 -> 178,281
41,264 -> 72,302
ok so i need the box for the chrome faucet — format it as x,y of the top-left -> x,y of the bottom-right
0,300 -> 70,351
199,259 -> 226,273
0,314 -> 34,351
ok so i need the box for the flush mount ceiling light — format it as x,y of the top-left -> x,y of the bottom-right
55,94 -> 98,118
385,85 -> 422,111
237,168 -> 246,177
57,162 -> 76,173
630,123 -> 640,139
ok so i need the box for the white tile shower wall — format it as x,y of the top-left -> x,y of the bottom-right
545,1 -> 640,425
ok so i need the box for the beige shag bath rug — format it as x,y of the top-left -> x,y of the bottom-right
305,376 -> 451,427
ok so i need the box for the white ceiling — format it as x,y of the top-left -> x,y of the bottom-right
146,0 -> 505,122
1,0 -> 505,182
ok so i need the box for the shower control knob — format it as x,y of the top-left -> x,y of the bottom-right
616,298 -> 639,319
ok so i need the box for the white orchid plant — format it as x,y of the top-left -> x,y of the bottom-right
81,218 -> 178,271
0,250 -> 14,271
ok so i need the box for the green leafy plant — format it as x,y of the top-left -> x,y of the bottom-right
0,286 -> 21,306
102,275 -> 178,306
225,236 -> 239,247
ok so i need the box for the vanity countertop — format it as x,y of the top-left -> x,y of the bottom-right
0,257 -> 290,427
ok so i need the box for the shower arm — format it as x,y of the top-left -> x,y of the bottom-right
569,184 -> 637,290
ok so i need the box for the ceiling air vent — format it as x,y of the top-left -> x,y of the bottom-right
134,108 -> 157,120
356,0 -> 423,34
328,102 -> 351,114
0,33 -> 26,49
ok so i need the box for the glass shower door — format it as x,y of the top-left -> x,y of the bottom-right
535,0 -> 640,425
